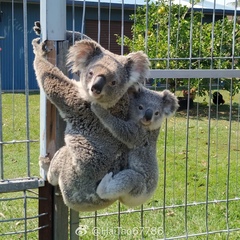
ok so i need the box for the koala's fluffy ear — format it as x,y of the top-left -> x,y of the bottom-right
126,51 -> 150,84
67,40 -> 103,73
127,82 -> 142,95
162,90 -> 179,116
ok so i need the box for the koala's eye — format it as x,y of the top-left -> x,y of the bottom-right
139,105 -> 143,110
111,81 -> 116,86
88,70 -> 93,77
155,111 -> 159,116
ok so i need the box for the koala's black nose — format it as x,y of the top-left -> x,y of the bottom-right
144,109 -> 153,121
91,75 -> 106,94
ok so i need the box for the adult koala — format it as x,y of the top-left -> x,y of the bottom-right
32,38 -> 149,211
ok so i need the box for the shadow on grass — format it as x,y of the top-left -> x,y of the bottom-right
177,102 -> 239,122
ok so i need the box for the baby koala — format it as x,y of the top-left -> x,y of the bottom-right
91,85 -> 179,207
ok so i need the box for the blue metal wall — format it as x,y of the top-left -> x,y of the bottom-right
0,2 -> 134,91
0,2 -> 40,91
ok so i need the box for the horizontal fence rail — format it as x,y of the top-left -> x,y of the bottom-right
0,178 -> 44,193
149,69 -> 240,79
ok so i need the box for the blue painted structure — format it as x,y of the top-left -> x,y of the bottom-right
0,0 -> 135,91
0,2 -> 40,91
0,0 -> 239,91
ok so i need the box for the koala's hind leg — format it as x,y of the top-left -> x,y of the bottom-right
96,169 -> 148,207
46,147 -> 68,186
39,155 -> 59,186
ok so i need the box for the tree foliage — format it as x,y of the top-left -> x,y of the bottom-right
117,0 -> 240,96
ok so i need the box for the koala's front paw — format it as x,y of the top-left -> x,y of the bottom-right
32,37 -> 40,49
39,155 -> 51,172
91,102 -> 108,118
90,102 -> 99,110
96,172 -> 114,199
91,102 -> 101,115
32,38 -> 52,56
33,21 -> 41,36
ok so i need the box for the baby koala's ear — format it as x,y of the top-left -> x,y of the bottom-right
127,82 -> 142,97
126,51 -> 150,84
162,90 -> 179,117
67,40 -> 103,73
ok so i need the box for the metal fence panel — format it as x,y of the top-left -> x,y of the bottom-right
0,0 -> 240,239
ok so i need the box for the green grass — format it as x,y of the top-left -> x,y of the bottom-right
1,93 -> 40,179
1,91 -> 240,239
0,93 -> 40,240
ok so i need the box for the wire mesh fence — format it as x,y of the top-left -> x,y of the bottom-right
0,0 -> 240,239
0,0 -> 43,238
74,75 -> 240,239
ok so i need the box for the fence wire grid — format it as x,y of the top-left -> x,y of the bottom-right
0,0 -> 240,239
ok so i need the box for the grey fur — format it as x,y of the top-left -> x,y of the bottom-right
91,86 -> 179,207
32,38 -> 150,211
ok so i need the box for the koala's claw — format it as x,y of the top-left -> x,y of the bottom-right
39,155 -> 51,172
32,22 -> 51,54
90,102 -> 98,111
32,37 -> 40,46
41,40 -> 52,54
32,38 -> 52,56
33,21 -> 41,36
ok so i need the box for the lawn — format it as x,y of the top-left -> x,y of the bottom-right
0,90 -> 240,239
0,93 -> 40,239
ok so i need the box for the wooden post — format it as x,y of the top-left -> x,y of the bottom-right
70,209 -> 79,240
38,41 -> 68,240
38,1 -> 68,240
53,41 -> 69,240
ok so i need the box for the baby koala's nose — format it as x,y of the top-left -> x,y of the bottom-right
144,109 -> 153,121
91,75 -> 106,94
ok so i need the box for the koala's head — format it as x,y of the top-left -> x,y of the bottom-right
67,40 -> 150,108
129,86 -> 179,130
